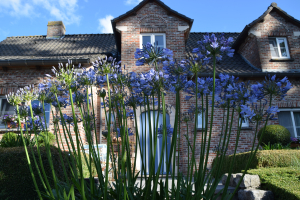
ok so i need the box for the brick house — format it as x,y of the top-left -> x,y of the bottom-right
0,1 -> 299,175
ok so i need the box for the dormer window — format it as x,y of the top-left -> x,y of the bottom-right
268,37 -> 290,58
140,33 -> 166,49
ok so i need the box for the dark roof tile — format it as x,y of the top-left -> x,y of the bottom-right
0,34 -> 117,62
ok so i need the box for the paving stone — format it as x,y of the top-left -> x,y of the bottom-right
238,189 -> 274,200
235,174 -> 260,189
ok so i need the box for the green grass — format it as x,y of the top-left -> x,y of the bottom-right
248,167 -> 300,200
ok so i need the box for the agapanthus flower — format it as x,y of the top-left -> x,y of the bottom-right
32,104 -> 44,116
192,33 -> 235,66
157,124 -> 174,138
240,105 -> 256,120
134,42 -> 173,67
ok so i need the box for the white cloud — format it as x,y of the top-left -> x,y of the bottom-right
0,0 -> 81,25
125,0 -> 142,5
32,0 -> 81,25
0,0 -> 34,17
98,15 -> 114,33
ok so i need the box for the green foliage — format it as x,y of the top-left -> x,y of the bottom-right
258,125 -> 291,145
0,132 -> 34,148
262,142 -> 291,150
36,131 -> 56,146
248,167 -> 300,200
0,147 -> 72,200
212,150 -> 300,178
78,153 -> 97,178
0,132 -> 17,147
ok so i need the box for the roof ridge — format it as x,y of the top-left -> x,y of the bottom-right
7,35 -> 45,39
6,33 -> 114,39
190,32 -> 241,34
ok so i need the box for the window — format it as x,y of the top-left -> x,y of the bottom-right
268,37 -> 290,58
0,97 -> 16,128
197,113 -> 205,129
140,33 -> 166,49
31,100 -> 51,128
240,116 -> 249,128
278,109 -> 300,138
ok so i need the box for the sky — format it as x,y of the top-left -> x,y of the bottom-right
0,0 -> 300,41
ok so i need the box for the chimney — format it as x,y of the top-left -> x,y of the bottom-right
47,21 -> 66,39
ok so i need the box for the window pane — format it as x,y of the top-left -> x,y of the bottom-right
142,36 -> 151,46
269,38 -> 279,57
293,112 -> 300,137
154,35 -> 164,48
197,113 -> 205,128
1,99 -> 15,115
278,111 -> 294,136
278,39 -> 288,57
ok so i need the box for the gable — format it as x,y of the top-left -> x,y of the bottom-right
232,2 -> 300,51
111,0 -> 193,54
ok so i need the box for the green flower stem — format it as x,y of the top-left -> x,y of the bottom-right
104,75 -> 112,200
152,91 -> 167,200
68,88 -> 86,200
229,95 -> 273,200
29,102 -> 57,199
16,105 -> 43,200
187,70 -> 199,199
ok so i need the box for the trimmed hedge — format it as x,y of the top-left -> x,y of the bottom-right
212,150 -> 300,178
0,146 -> 72,200
258,125 -> 290,145
248,167 -> 300,200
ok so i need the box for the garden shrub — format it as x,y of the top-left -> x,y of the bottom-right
36,131 -> 56,146
0,146 -> 72,200
0,132 -> 17,147
0,132 -> 35,148
212,150 -> 300,178
258,125 -> 290,145
247,167 -> 300,200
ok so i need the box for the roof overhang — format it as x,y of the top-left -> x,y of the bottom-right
0,58 -> 90,67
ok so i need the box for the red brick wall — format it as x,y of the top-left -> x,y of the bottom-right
116,1 -> 189,72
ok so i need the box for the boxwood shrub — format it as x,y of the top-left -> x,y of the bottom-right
212,150 -> 300,178
248,167 -> 300,200
258,125 -> 291,145
0,146 -> 72,200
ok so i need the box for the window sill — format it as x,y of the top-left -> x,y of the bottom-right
0,128 -> 26,132
269,58 -> 294,62
197,128 -> 205,131
241,127 -> 252,130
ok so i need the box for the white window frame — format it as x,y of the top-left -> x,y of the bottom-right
140,33 -> 166,49
240,116 -> 249,128
278,108 -> 300,138
0,96 -> 16,128
269,37 -> 290,58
